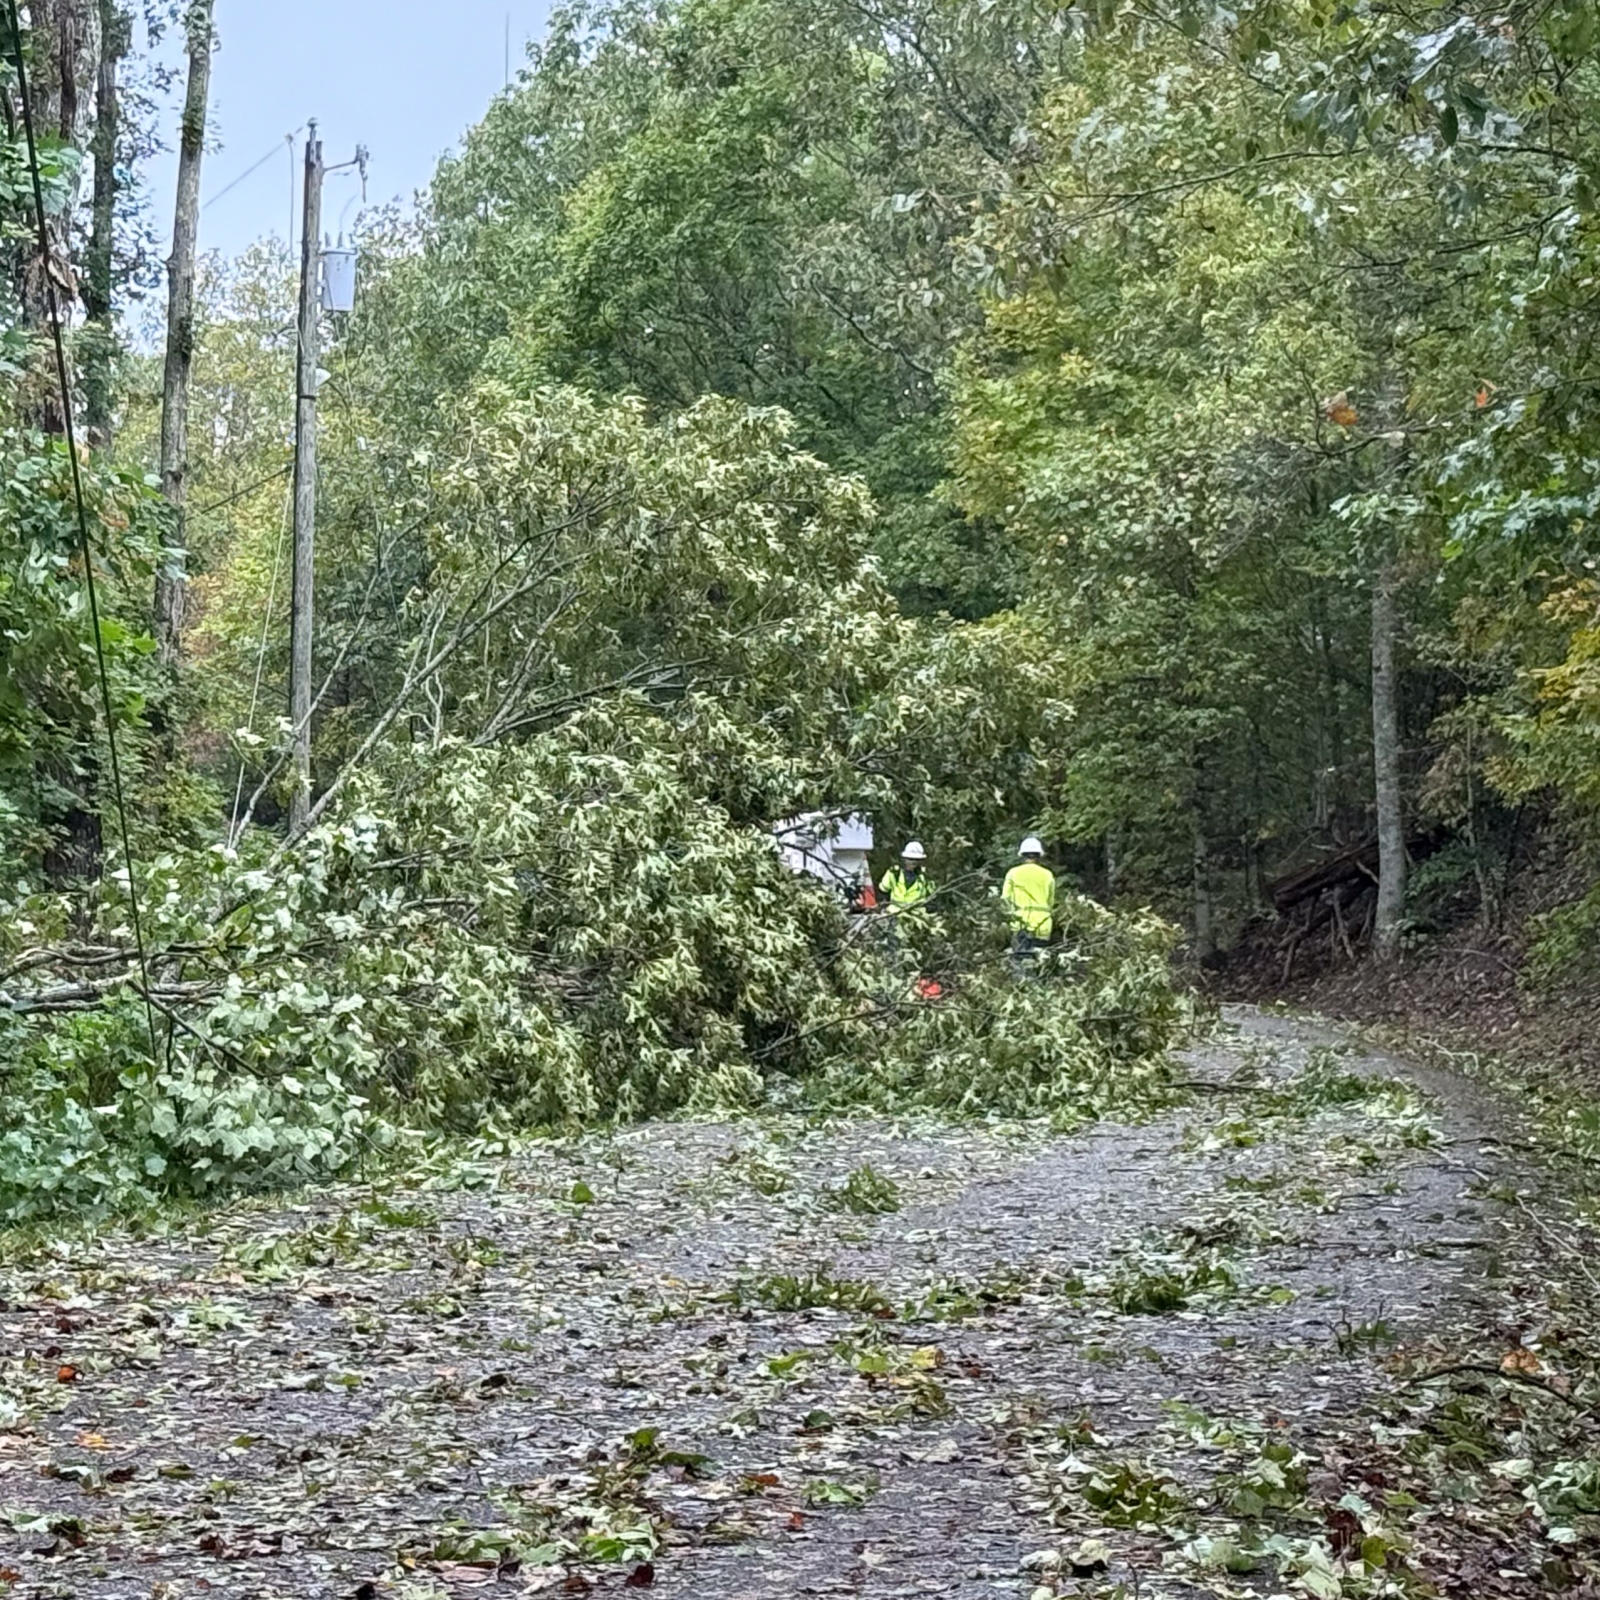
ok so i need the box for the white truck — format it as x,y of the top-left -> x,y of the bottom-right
772,813 -> 875,903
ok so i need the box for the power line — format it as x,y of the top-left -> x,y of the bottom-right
4,0 -> 159,1067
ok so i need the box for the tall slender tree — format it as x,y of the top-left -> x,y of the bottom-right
154,0 -> 212,663
8,0 -> 100,431
1370,563 -> 1406,959
82,0 -> 127,444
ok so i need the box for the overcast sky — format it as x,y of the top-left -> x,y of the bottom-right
146,0 -> 557,260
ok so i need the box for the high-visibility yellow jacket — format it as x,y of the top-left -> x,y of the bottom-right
1002,860 -> 1056,939
879,865 -> 932,910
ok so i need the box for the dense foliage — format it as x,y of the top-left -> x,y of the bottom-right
361,0 -> 1600,959
13,0 -> 1600,1215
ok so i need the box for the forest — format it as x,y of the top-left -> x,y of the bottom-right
3,3 -> 1600,1594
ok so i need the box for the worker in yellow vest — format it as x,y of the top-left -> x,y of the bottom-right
879,841 -> 942,989
879,840 -> 933,912
1002,835 -> 1056,963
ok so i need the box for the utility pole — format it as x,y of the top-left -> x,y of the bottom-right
286,124 -> 366,835
288,120 -> 323,833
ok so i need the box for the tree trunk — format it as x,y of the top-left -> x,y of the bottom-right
1192,824 -> 1215,962
1191,759 -> 1215,963
28,0 -> 99,147
1464,725 -> 1498,928
82,0 -> 126,445
1370,565 -> 1406,959
155,0 -> 214,664
10,0 -> 100,430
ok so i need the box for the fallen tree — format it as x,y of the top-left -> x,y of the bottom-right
0,701 -> 1183,1223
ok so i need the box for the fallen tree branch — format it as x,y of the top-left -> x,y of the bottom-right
1408,1361 -> 1589,1413
2,977 -> 221,1015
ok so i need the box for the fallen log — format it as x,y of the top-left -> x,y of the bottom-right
1268,830 -> 1444,913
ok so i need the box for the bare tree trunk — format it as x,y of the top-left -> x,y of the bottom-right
1371,564 -> 1406,959
1192,822 -> 1215,962
28,0 -> 99,147
10,0 -> 100,430
155,0 -> 214,664
82,0 -> 126,445
1191,757 -> 1215,963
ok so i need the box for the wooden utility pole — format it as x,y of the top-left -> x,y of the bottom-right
288,122 -> 323,832
155,0 -> 215,663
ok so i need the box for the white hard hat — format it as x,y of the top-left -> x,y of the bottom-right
901,840 -> 927,861
1018,835 -> 1044,857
